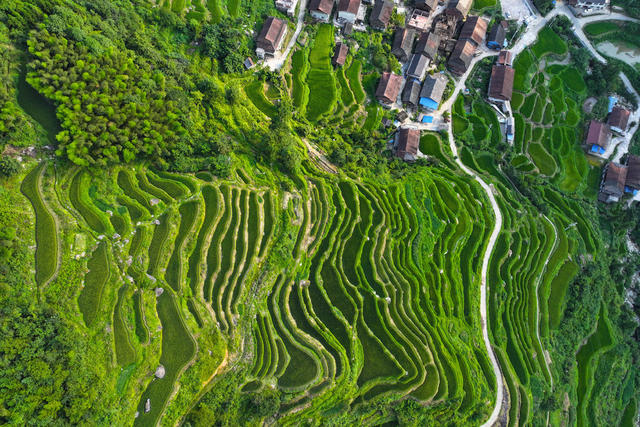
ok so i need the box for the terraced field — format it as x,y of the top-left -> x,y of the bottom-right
20,154 -> 516,424
507,43 -> 596,196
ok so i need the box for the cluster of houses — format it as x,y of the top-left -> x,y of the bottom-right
586,102 -> 635,203
587,105 -> 632,155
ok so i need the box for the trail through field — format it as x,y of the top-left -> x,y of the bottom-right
446,118 -> 505,427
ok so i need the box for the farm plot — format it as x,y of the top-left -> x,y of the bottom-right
21,162 -> 59,288
306,25 -> 337,121
77,241 -> 111,326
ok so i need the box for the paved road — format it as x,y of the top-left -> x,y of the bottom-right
264,0 -> 309,71
445,121 -> 505,427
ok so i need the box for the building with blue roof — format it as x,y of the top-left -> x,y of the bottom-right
419,74 -> 447,111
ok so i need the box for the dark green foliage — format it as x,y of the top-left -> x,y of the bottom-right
0,298 -> 111,425
26,29 -> 186,166
0,157 -> 20,177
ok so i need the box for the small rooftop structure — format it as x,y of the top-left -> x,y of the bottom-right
586,120 -> 611,153
420,73 -> 447,110
338,0 -> 361,23
256,17 -> 288,57
392,28 -> 416,62
397,110 -> 409,122
407,9 -> 432,32
244,57 -> 254,69
608,106 -> 631,134
332,42 -> 349,67
626,155 -> 640,192
445,0 -> 473,21
488,64 -> 515,102
497,50 -> 513,66
309,0 -> 334,22
414,0 -> 438,12
487,21 -> 507,49
415,32 -> 441,61
402,79 -> 422,108
407,53 -> 429,80
459,16 -> 488,46
376,72 -> 403,105
598,162 -> 627,203
370,0 -> 394,30
343,21 -> 354,35
448,39 -> 475,75
395,127 -> 421,161
155,365 -> 166,379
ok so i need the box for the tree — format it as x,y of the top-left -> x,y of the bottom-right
0,157 -> 20,177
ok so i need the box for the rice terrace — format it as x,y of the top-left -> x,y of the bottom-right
1,0 -> 640,426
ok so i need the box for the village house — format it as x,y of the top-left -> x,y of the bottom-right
256,17 -> 288,58
376,72 -> 403,105
625,155 -> 640,194
332,42 -> 349,67
445,0 -> 473,21
448,39 -> 475,75
370,0 -> 394,30
309,0 -> 334,22
337,0 -> 361,24
394,127 -> 421,161
414,0 -> 438,13
392,28 -> 416,62
407,53 -> 429,80
402,79 -> 422,108
419,73 -> 447,110
567,0 -> 609,12
275,0 -> 300,17
608,105 -> 631,134
459,16 -> 488,46
415,32 -> 441,62
598,162 -> 627,203
487,21 -> 507,50
586,120 -> 611,155
488,62 -> 515,103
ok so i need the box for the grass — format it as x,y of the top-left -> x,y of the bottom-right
134,292 -> 196,427
346,60 -> 366,104
513,50 -> 535,92
77,241 -> 110,326
306,25 -> 337,121
20,163 -> 58,287
584,21 -> 622,36
576,307 -> 614,427
245,81 -> 278,118
337,66 -> 355,107
70,170 -> 111,234
227,0 -> 240,17
291,49 -> 310,111
362,104 -> 381,131
113,285 -> 136,366
473,0 -> 497,8
548,260 -> 579,328
207,0 -> 224,23
531,27 -> 568,58
560,66 -> 586,93
306,70 -> 337,121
